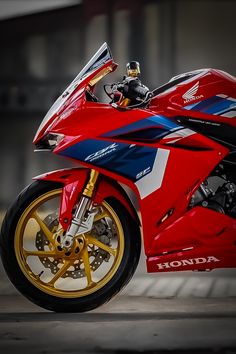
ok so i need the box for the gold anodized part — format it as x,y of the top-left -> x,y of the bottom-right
127,68 -> 140,78
82,169 -> 99,198
88,66 -> 113,86
120,98 -> 131,107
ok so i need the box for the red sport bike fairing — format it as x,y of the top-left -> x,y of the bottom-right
1,43 -> 236,312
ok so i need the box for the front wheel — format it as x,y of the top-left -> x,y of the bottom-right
0,180 -> 141,312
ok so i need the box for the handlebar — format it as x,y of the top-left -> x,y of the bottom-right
104,78 -> 153,110
117,79 -> 152,99
111,90 -> 153,111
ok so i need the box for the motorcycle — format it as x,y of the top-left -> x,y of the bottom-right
1,43 -> 236,312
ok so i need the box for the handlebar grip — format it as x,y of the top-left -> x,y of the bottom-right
113,79 -> 152,101
133,84 -> 149,98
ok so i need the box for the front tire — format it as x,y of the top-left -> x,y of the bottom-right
0,180 -> 141,312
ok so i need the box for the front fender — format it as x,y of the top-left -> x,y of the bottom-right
33,168 -> 139,230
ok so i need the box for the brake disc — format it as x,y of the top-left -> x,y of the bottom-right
35,212 -> 115,279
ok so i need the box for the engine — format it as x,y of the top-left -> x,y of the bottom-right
190,160 -> 236,218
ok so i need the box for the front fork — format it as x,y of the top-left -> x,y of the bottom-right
61,169 -> 99,249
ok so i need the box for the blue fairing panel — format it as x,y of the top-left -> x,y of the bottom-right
59,139 -> 157,182
103,114 -> 181,142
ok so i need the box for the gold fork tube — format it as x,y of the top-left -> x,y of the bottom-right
82,169 -> 99,198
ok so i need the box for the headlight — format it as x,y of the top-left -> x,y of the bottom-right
35,133 -> 64,151
47,133 -> 64,147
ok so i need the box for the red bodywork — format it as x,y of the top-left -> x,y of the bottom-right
33,46 -> 236,273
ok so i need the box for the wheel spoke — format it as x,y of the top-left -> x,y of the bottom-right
32,212 -> 55,246
87,235 -> 117,257
24,249 -> 57,258
94,211 -> 109,222
81,246 -> 93,287
47,260 -> 72,286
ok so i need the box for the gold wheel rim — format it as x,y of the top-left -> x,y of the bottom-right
14,189 -> 125,298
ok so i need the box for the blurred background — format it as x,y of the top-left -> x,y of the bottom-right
0,0 -> 236,208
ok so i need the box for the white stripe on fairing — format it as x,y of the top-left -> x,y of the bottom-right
217,94 -> 228,98
217,94 -> 236,102
214,106 -> 236,116
226,96 -> 236,102
221,110 -> 236,118
163,128 -> 196,143
213,95 -> 236,116
135,149 -> 170,199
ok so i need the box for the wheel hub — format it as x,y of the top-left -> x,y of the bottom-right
36,213 -> 114,278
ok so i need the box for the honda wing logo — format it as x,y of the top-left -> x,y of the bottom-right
182,81 -> 203,103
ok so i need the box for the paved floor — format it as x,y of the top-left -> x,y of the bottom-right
0,295 -> 236,354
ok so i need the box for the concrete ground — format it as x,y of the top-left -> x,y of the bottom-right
0,295 -> 236,354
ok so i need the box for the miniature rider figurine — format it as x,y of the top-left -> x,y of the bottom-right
117,61 -> 151,106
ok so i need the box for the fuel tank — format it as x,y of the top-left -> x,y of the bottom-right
149,69 -> 236,147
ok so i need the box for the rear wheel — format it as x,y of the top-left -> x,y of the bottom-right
0,180 -> 141,312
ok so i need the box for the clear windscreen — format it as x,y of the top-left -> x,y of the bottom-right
35,43 -> 113,139
72,42 -> 113,84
